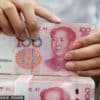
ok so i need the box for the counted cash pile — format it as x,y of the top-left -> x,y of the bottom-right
0,23 -> 94,75
0,23 -> 95,100
0,75 -> 95,100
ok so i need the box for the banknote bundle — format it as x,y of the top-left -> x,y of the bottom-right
0,75 -> 95,100
0,23 -> 95,75
0,23 -> 95,100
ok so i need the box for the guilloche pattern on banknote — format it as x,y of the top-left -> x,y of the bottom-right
15,23 -> 95,75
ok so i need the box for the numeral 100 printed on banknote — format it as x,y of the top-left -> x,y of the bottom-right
0,23 -> 95,75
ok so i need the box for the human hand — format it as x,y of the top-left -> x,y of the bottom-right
0,0 -> 61,40
65,30 -> 100,76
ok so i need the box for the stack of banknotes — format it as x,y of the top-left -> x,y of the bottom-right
0,23 -> 95,100
0,75 -> 95,100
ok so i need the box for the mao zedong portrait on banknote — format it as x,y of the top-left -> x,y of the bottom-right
40,87 -> 70,100
45,26 -> 76,71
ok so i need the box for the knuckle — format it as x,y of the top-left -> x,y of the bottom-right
78,37 -> 91,47
76,64 -> 84,71
69,51 -> 78,58
68,49 -> 86,60
4,4 -> 15,11
84,37 -> 91,44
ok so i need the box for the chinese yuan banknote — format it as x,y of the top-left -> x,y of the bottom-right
0,23 -> 95,75
0,75 -> 17,95
0,75 -> 95,100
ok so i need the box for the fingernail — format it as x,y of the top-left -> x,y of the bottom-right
66,61 -> 75,71
31,31 -> 39,40
18,33 -> 26,41
64,53 -> 73,60
71,42 -> 81,49
52,16 -> 61,22
77,71 -> 87,76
